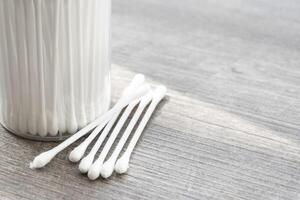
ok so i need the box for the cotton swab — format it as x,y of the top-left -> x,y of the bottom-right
48,0 -> 60,136
65,0 -> 78,134
100,91 -> 153,179
76,0 -> 87,130
5,0 -> 19,133
115,85 -> 167,174
29,75 -> 148,169
24,0 -> 38,135
87,98 -> 142,180
16,0 -> 29,134
35,0 -> 48,137
88,0 -> 98,123
68,75 -> 145,163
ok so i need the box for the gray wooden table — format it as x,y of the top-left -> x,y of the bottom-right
1,0 -> 300,199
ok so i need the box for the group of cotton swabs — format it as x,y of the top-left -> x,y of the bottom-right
30,74 -> 167,180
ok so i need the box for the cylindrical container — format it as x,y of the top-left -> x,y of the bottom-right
0,0 -> 111,141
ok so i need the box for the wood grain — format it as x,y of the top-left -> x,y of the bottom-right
1,0 -> 300,199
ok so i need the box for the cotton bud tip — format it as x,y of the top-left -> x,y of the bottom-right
101,160 -> 115,179
69,146 -> 86,163
79,155 -> 94,173
153,85 -> 167,102
114,156 -> 129,174
88,163 -> 101,180
29,151 -> 55,169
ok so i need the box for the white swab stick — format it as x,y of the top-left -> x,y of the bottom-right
25,0 -> 38,135
69,75 -> 146,163
48,0 -> 60,136
65,0 -> 78,134
29,75 -> 148,169
76,0 -> 87,129
87,98 -> 141,180
100,91 -> 153,179
15,1 -> 29,134
115,85 -> 167,174
36,0 -> 48,137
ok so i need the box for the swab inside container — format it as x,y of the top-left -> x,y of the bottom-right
0,0 -> 111,140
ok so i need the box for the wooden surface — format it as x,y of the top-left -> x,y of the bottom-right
1,0 -> 300,199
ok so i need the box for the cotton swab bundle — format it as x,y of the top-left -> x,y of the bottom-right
0,0 -> 111,138
76,77 -> 148,171
87,98 -> 142,180
29,75 -> 149,169
114,86 -> 167,174
78,112 -> 120,173
87,86 -> 166,180
68,74 -> 145,163
100,91 -> 153,178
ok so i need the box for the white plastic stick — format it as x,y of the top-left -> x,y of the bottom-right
29,75 -> 148,169
87,98 -> 141,180
25,0 -> 39,135
115,86 -> 167,174
5,0 -> 19,132
86,0 -> 96,122
48,0 -> 60,136
15,1 -> 29,134
65,0 -> 78,134
76,0 -> 87,129
68,78 -> 145,163
100,91 -> 153,179
36,0 -> 48,137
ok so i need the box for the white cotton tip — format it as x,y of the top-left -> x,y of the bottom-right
143,84 -> 152,94
77,108 -> 87,129
66,115 -> 78,134
29,151 -> 55,169
121,84 -> 151,108
48,121 -> 59,136
114,156 -> 129,174
100,159 -> 115,179
140,90 -> 154,106
59,119 -> 67,134
37,116 -> 48,137
87,160 -> 102,180
28,119 -> 37,135
123,74 -> 145,95
129,74 -> 145,90
153,85 -> 167,102
69,145 -> 86,163
131,84 -> 151,100
78,155 -> 94,173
